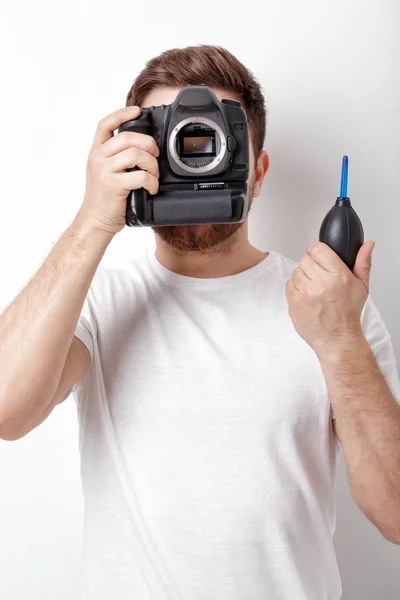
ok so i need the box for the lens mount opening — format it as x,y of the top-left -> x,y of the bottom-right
168,116 -> 227,174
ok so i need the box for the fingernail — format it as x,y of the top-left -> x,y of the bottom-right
368,242 -> 375,265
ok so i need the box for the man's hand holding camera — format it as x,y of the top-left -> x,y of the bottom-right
77,106 -> 160,236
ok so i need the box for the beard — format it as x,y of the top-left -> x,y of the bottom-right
152,179 -> 255,255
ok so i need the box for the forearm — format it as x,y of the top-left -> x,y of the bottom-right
0,211 -> 113,429
317,336 -> 400,539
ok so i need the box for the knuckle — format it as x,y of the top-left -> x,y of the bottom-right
130,146 -> 139,162
87,151 -> 95,167
306,285 -> 318,298
147,137 -> 158,153
152,157 -> 160,176
138,170 -> 151,186
88,146 -> 98,161
311,246 -> 321,259
143,170 -> 152,183
87,149 -> 100,171
118,131 -> 130,144
326,282 -> 337,295
117,131 -> 132,145
300,255 -> 311,270
148,174 -> 159,193
313,281 -> 326,295
307,242 -> 316,254
340,273 -> 351,287
127,131 -> 139,143
97,116 -> 108,131
98,168 -> 109,185
309,242 -> 323,258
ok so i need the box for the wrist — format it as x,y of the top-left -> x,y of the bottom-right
71,210 -> 116,245
313,330 -> 368,365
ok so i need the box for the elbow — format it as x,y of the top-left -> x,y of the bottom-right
0,405 -> 26,442
0,395 -> 52,441
369,510 -> 400,545
362,508 -> 400,545
0,419 -> 31,441
0,430 -> 21,442
351,486 -> 400,545
0,418 -> 25,441
380,522 -> 400,545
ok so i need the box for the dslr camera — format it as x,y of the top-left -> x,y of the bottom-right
118,85 -> 250,227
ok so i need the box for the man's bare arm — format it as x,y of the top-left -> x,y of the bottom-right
286,239 -> 400,544
0,217 -> 113,440
0,105 -> 160,441
322,336 -> 400,545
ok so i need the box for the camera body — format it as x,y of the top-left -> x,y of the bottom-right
118,85 -> 250,226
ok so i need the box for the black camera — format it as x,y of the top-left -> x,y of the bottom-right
117,85 -> 250,227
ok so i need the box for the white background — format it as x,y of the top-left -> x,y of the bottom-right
0,0 -> 399,598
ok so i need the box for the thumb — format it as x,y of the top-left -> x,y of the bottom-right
353,240 -> 375,290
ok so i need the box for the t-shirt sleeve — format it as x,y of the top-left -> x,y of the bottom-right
332,295 -> 400,419
360,295 -> 400,403
73,295 -> 95,367
69,294 -> 97,401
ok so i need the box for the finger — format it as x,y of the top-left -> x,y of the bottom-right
285,278 -> 294,298
353,240 -> 375,291
308,241 -> 350,274
299,253 -> 325,280
92,106 -> 141,149
109,147 -> 160,179
102,130 -> 160,159
114,170 -> 160,197
292,267 -> 308,291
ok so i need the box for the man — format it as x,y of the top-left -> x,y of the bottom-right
0,45 -> 399,600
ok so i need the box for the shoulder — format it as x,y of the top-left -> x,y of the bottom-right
269,249 -> 299,277
87,248 -> 149,304
360,295 -> 391,348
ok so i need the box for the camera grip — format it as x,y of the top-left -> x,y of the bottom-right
124,166 -> 148,226
118,115 -> 157,226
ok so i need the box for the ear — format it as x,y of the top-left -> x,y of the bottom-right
252,151 -> 269,197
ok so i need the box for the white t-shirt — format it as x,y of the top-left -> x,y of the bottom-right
71,245 -> 400,600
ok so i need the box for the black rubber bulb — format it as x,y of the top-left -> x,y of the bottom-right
319,156 -> 364,271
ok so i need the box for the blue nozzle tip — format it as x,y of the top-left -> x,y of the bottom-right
340,155 -> 349,198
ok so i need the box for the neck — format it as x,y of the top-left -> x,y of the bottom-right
154,221 -> 269,278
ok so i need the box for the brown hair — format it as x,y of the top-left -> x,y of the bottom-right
125,45 -> 267,160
